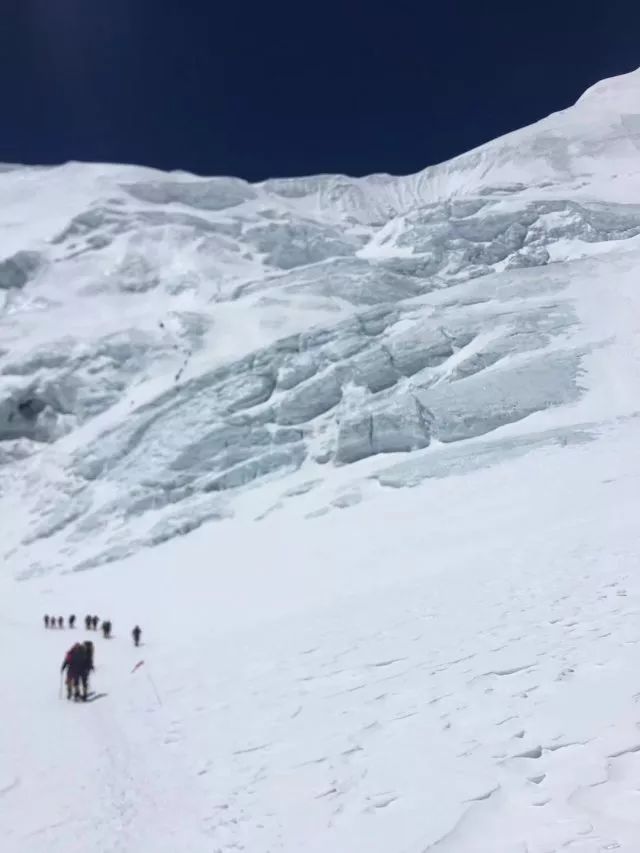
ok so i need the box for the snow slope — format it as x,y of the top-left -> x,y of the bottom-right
2,67 -> 640,852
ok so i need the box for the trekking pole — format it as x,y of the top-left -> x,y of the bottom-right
59,671 -> 63,700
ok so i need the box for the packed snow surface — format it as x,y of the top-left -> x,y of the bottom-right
2,67 -> 640,852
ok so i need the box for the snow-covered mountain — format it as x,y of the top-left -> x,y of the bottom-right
3,67 -> 640,578
3,68 -> 640,853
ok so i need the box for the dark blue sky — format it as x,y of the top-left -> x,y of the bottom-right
2,1 -> 638,181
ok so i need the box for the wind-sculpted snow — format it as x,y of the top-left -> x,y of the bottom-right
3,67 -> 640,573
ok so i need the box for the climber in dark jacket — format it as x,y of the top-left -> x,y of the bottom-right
81,641 -> 95,697
61,644 -> 87,700
61,642 -> 94,701
84,640 -> 95,672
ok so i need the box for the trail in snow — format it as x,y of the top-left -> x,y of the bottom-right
1,618 -> 213,853
4,419 -> 640,852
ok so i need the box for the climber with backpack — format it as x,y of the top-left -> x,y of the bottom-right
61,641 -> 94,701
61,643 -> 86,701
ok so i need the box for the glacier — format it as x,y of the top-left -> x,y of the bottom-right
4,68 -> 640,575
2,67 -> 640,852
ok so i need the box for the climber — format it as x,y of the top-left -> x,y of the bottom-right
82,640 -> 95,697
61,643 -> 87,701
